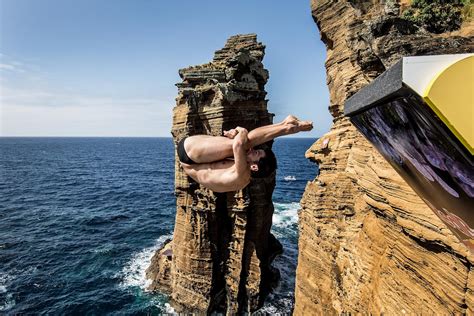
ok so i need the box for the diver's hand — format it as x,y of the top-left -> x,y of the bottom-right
233,127 -> 249,148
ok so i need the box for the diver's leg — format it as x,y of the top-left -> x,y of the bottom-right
184,135 -> 234,164
185,116 -> 312,163
247,115 -> 313,148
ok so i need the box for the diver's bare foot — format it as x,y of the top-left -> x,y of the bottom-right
283,115 -> 313,133
223,129 -> 238,139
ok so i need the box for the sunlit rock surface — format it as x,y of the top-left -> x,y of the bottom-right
294,1 -> 474,314
146,34 -> 281,314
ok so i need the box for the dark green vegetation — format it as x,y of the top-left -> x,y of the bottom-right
402,0 -> 473,33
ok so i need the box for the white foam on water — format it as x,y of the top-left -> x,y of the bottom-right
120,234 -> 173,291
0,272 -> 11,293
258,296 -> 294,315
93,243 -> 115,254
272,202 -> 300,229
164,302 -> 176,314
0,293 -> 16,312
0,273 -> 15,312
265,202 -> 301,314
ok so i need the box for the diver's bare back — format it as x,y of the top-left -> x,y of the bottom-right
181,158 -> 250,193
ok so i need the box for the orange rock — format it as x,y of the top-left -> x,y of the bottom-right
294,1 -> 473,314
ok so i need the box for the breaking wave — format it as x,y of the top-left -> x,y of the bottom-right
273,202 -> 300,230
120,234 -> 173,290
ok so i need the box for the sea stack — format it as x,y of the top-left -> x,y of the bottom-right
294,1 -> 474,314
146,34 -> 281,314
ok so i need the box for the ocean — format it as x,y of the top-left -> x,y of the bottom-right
0,137 -> 318,314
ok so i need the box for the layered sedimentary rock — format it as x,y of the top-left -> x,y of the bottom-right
295,1 -> 474,314
146,34 -> 281,314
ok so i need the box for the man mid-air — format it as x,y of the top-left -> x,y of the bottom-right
176,115 -> 313,192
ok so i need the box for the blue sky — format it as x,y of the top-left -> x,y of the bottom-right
0,0 -> 331,137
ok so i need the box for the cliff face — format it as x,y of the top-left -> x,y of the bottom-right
295,1 -> 474,314
146,34 -> 281,314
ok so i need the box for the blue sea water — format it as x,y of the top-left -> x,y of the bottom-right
0,137 -> 318,314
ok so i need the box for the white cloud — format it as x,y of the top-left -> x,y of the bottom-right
1,98 -> 173,137
0,85 -> 174,136
0,53 -> 175,136
0,53 -> 27,73
1,85 -> 169,107
1,102 -> 172,137
0,63 -> 16,71
0,54 -> 38,75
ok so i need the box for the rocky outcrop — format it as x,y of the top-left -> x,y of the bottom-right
146,34 -> 281,314
295,1 -> 474,314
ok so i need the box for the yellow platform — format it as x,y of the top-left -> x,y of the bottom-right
424,55 -> 474,155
